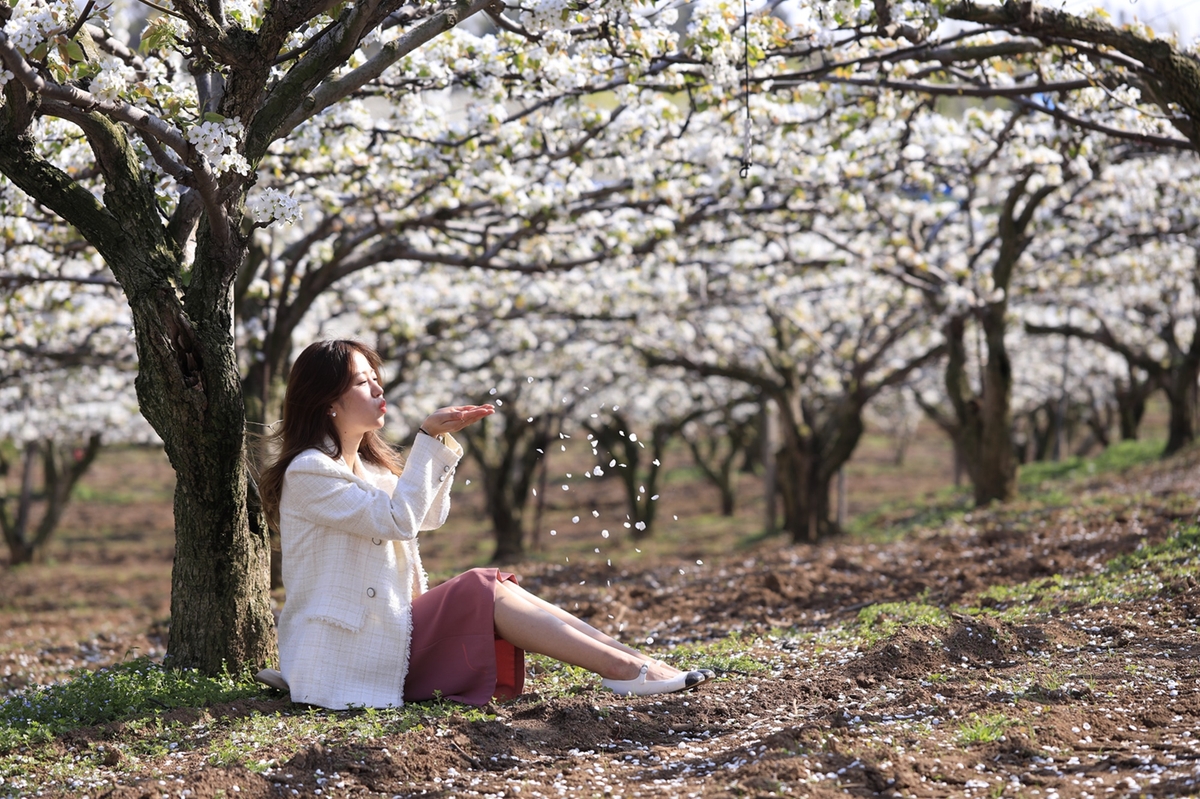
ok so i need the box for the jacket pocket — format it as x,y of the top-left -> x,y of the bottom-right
307,594 -> 366,633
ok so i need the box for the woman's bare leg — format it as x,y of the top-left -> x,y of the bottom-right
503,582 -> 648,659
493,582 -> 681,681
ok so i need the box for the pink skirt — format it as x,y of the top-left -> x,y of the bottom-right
403,567 -> 525,705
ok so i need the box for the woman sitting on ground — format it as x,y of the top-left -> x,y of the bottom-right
256,339 -> 710,708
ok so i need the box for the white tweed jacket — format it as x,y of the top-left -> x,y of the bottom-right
276,433 -> 462,709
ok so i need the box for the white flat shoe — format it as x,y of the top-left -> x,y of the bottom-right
255,668 -> 290,692
601,662 -> 707,697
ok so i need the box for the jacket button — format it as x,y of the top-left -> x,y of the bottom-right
438,476 -> 445,483
372,538 -> 382,546
366,587 -> 376,598
443,465 -> 451,472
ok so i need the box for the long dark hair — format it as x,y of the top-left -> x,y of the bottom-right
258,339 -> 403,530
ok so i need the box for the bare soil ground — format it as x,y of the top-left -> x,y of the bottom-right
2,432 -> 1199,799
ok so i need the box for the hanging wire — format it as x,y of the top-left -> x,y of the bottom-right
739,0 -> 752,179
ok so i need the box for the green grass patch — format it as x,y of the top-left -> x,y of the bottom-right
973,524 -> 1200,616
1019,438 -> 1164,488
0,658 -> 261,752
846,486 -> 974,541
956,711 -> 1019,745
857,602 -> 951,646
678,631 -> 771,675
1108,523 -> 1200,573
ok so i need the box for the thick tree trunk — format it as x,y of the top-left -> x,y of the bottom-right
1162,367 -> 1199,456
1115,381 -> 1149,441
1,442 -> 38,566
116,222 -> 276,674
775,403 -> 864,543
1081,401 -> 1113,453
944,312 -> 1018,505
775,443 -> 836,543
942,172 -> 1052,505
1,435 -> 103,566
683,430 -> 740,517
1028,405 -> 1055,462
0,105 -> 277,673
132,274 -> 276,673
461,410 -> 555,563
976,299 -> 1018,503
488,486 -> 525,563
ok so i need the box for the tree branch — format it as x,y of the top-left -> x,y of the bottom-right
270,0 -> 497,144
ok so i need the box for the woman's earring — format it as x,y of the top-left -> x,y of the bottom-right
331,411 -> 337,418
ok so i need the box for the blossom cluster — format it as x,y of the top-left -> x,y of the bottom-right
247,188 -> 302,227
186,117 -> 250,176
4,0 -> 75,54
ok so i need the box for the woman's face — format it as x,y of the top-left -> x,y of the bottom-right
330,350 -> 386,436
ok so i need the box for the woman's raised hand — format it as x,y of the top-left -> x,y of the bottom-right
420,404 -> 495,437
